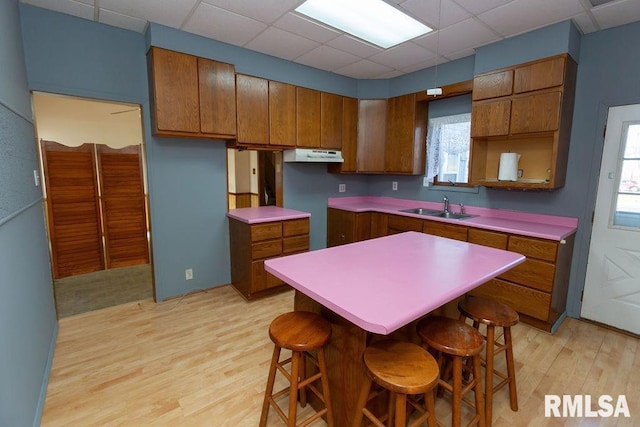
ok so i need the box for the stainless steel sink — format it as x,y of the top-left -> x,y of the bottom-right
398,208 -> 441,215
427,211 -> 477,220
399,207 -> 477,220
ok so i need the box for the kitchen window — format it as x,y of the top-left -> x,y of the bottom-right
426,112 -> 471,185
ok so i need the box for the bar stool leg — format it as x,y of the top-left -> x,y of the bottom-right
299,352 -> 307,408
425,389 -> 437,427
485,325 -> 495,427
260,345 -> 281,427
317,348 -> 335,427
504,327 -> 518,411
473,355 -> 486,427
394,393 -> 407,426
288,351 -> 301,427
452,356 -> 463,427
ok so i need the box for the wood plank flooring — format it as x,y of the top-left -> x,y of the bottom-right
41,286 -> 639,426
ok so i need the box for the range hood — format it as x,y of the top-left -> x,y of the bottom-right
283,149 -> 344,163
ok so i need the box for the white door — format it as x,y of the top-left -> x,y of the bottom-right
581,104 -> 640,335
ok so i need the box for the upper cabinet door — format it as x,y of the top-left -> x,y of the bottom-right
321,92 -> 343,150
514,56 -> 565,94
236,74 -> 269,145
357,99 -> 387,173
296,87 -> 321,148
198,58 -> 236,137
149,47 -> 200,133
472,70 -> 513,101
471,99 -> 511,137
385,93 -> 426,174
269,81 -> 297,147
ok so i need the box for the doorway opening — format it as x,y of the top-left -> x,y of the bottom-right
32,92 -> 153,318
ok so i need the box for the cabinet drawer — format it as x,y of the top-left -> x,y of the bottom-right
251,240 -> 282,260
387,214 -> 423,233
283,235 -> 309,254
283,218 -> 309,237
251,222 -> 282,242
467,228 -> 507,249
514,56 -> 565,93
499,258 -> 555,292
423,221 -> 468,241
472,70 -> 513,100
508,235 -> 557,262
470,278 -> 551,321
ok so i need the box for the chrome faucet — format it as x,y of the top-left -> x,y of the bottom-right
459,203 -> 465,214
443,196 -> 449,213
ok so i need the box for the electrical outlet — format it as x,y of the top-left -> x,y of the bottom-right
338,183 -> 346,193
185,268 -> 193,280
423,177 -> 429,187
392,181 -> 398,191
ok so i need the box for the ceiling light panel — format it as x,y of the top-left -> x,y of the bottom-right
295,0 -> 432,48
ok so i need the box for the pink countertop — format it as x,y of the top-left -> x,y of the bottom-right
227,206 -> 310,224
265,231 -> 525,335
328,196 -> 578,241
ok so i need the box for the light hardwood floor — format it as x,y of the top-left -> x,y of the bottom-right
41,286 -> 639,426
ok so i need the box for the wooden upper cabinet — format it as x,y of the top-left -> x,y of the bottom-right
198,58 -> 236,136
328,96 -> 358,174
321,92 -> 343,150
357,99 -> 387,173
510,91 -> 562,134
147,47 -> 236,139
514,56 -> 565,94
296,87 -> 321,148
148,47 -> 200,134
385,94 -> 426,174
472,70 -> 513,101
236,74 -> 269,145
269,81 -> 296,147
471,99 -> 511,137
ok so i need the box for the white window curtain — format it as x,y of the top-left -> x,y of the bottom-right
426,113 -> 471,182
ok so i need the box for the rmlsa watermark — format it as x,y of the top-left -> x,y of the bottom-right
545,395 -> 630,418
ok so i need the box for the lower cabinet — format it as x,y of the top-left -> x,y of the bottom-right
326,208 -> 575,332
229,217 -> 309,300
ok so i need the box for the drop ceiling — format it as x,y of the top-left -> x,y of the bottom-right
20,0 -> 640,79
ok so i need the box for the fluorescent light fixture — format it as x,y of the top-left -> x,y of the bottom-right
295,0 -> 432,49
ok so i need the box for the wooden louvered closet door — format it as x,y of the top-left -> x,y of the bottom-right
97,145 -> 149,269
42,141 -> 104,279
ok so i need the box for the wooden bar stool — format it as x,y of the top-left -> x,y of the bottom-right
259,311 -> 334,427
417,316 -> 486,427
458,296 -> 519,427
352,340 -> 439,427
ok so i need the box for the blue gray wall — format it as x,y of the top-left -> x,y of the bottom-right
10,3 -> 640,423
1,1 -> 57,426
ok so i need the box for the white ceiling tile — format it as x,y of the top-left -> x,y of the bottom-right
400,0 -> 472,29
295,45 -> 360,71
99,0 -> 198,28
201,0 -> 302,24
183,3 -> 267,46
444,48 -> 476,61
570,12 -> 599,34
369,42 -> 436,69
326,35 -> 383,58
245,27 -> 319,61
591,0 -> 640,30
334,59 -> 394,79
376,69 -> 405,79
415,18 -> 500,56
22,0 -> 94,20
478,0 -> 585,37
400,56 -> 440,73
99,8 -> 147,33
451,0 -> 514,16
273,12 -> 341,43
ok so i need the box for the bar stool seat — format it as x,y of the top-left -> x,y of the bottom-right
353,340 -> 439,427
458,296 -> 519,427
260,311 -> 334,427
417,316 -> 486,427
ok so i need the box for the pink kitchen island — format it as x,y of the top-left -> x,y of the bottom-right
265,231 -> 525,425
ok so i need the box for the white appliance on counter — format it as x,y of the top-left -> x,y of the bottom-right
283,149 -> 344,163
